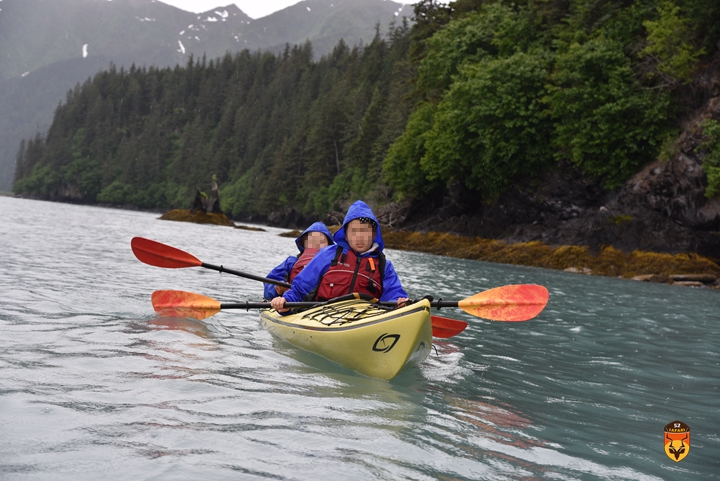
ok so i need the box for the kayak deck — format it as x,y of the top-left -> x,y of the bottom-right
260,299 -> 432,380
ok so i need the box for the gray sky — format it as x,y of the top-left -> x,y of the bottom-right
158,0 -> 418,20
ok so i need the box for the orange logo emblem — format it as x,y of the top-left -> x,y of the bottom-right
664,421 -> 690,462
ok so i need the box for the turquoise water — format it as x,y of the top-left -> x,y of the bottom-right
1,196 -> 718,480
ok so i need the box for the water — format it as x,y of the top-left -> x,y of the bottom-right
1,196 -> 718,480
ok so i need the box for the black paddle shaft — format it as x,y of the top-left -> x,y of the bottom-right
201,262 -> 292,288
219,298 -> 461,310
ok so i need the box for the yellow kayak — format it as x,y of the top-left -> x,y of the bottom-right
259,298 -> 432,380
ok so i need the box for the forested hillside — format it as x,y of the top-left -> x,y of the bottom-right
0,0 -> 406,192
13,21 -> 417,217
14,0 -> 720,238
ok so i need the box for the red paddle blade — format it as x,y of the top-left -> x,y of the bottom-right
431,315 -> 468,338
131,237 -> 203,268
151,290 -> 221,320
459,284 -> 549,321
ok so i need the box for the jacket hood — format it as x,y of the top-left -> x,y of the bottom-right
333,200 -> 384,253
295,222 -> 334,252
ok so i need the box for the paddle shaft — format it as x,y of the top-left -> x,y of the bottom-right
219,299 -> 458,310
201,262 -> 291,288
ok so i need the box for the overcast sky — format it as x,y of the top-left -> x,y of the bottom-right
158,0 -> 418,20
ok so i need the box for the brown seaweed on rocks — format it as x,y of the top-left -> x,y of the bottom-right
382,229 -> 720,288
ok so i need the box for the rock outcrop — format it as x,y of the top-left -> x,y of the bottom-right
159,209 -> 235,226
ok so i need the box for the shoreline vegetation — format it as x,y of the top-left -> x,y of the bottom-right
380,229 -> 720,289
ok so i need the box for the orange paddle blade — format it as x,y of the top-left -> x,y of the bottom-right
431,315 -> 468,338
131,237 -> 202,268
458,284 -> 549,321
151,290 -> 220,320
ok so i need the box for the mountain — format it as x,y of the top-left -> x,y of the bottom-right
0,0 -> 201,81
226,0 -> 411,58
0,0 -> 409,191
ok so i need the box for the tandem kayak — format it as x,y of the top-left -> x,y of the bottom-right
259,297 -> 433,380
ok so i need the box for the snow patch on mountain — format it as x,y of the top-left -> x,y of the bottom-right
82,44 -> 88,58
177,40 -> 185,54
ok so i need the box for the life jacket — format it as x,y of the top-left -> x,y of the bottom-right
314,246 -> 386,301
289,248 -> 320,282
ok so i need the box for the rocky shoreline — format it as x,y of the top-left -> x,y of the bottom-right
159,209 -> 266,231
380,229 -> 720,289
160,209 -> 236,226
272,226 -> 719,289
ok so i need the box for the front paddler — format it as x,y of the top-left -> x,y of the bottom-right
270,200 -> 409,312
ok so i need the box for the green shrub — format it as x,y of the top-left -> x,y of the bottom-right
422,51 -> 553,198
97,181 -> 134,204
609,215 -> 633,226
546,37 -> 670,188
697,119 -> 720,198
383,102 -> 441,199
417,5 -> 535,98
13,164 -> 61,197
641,1 -> 705,86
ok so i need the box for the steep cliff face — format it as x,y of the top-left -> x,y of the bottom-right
397,54 -> 720,260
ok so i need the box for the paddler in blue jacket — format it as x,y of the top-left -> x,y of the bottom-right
270,200 -> 409,313
263,222 -> 334,300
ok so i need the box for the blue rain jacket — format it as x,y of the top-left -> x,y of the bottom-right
281,201 -> 408,304
263,222 -> 334,299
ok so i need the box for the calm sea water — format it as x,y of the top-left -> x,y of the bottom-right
1,196 -> 718,480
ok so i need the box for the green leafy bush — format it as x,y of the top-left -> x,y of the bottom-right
417,5 -> 534,98
422,52 -> 553,198
641,1 -> 705,86
13,164 -> 61,197
97,180 -> 134,204
383,102 -> 441,199
546,37 -> 670,188
698,119 -> 720,198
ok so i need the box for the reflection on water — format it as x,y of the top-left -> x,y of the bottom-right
439,394 -> 551,479
146,316 -> 214,339
1,197 -> 718,480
